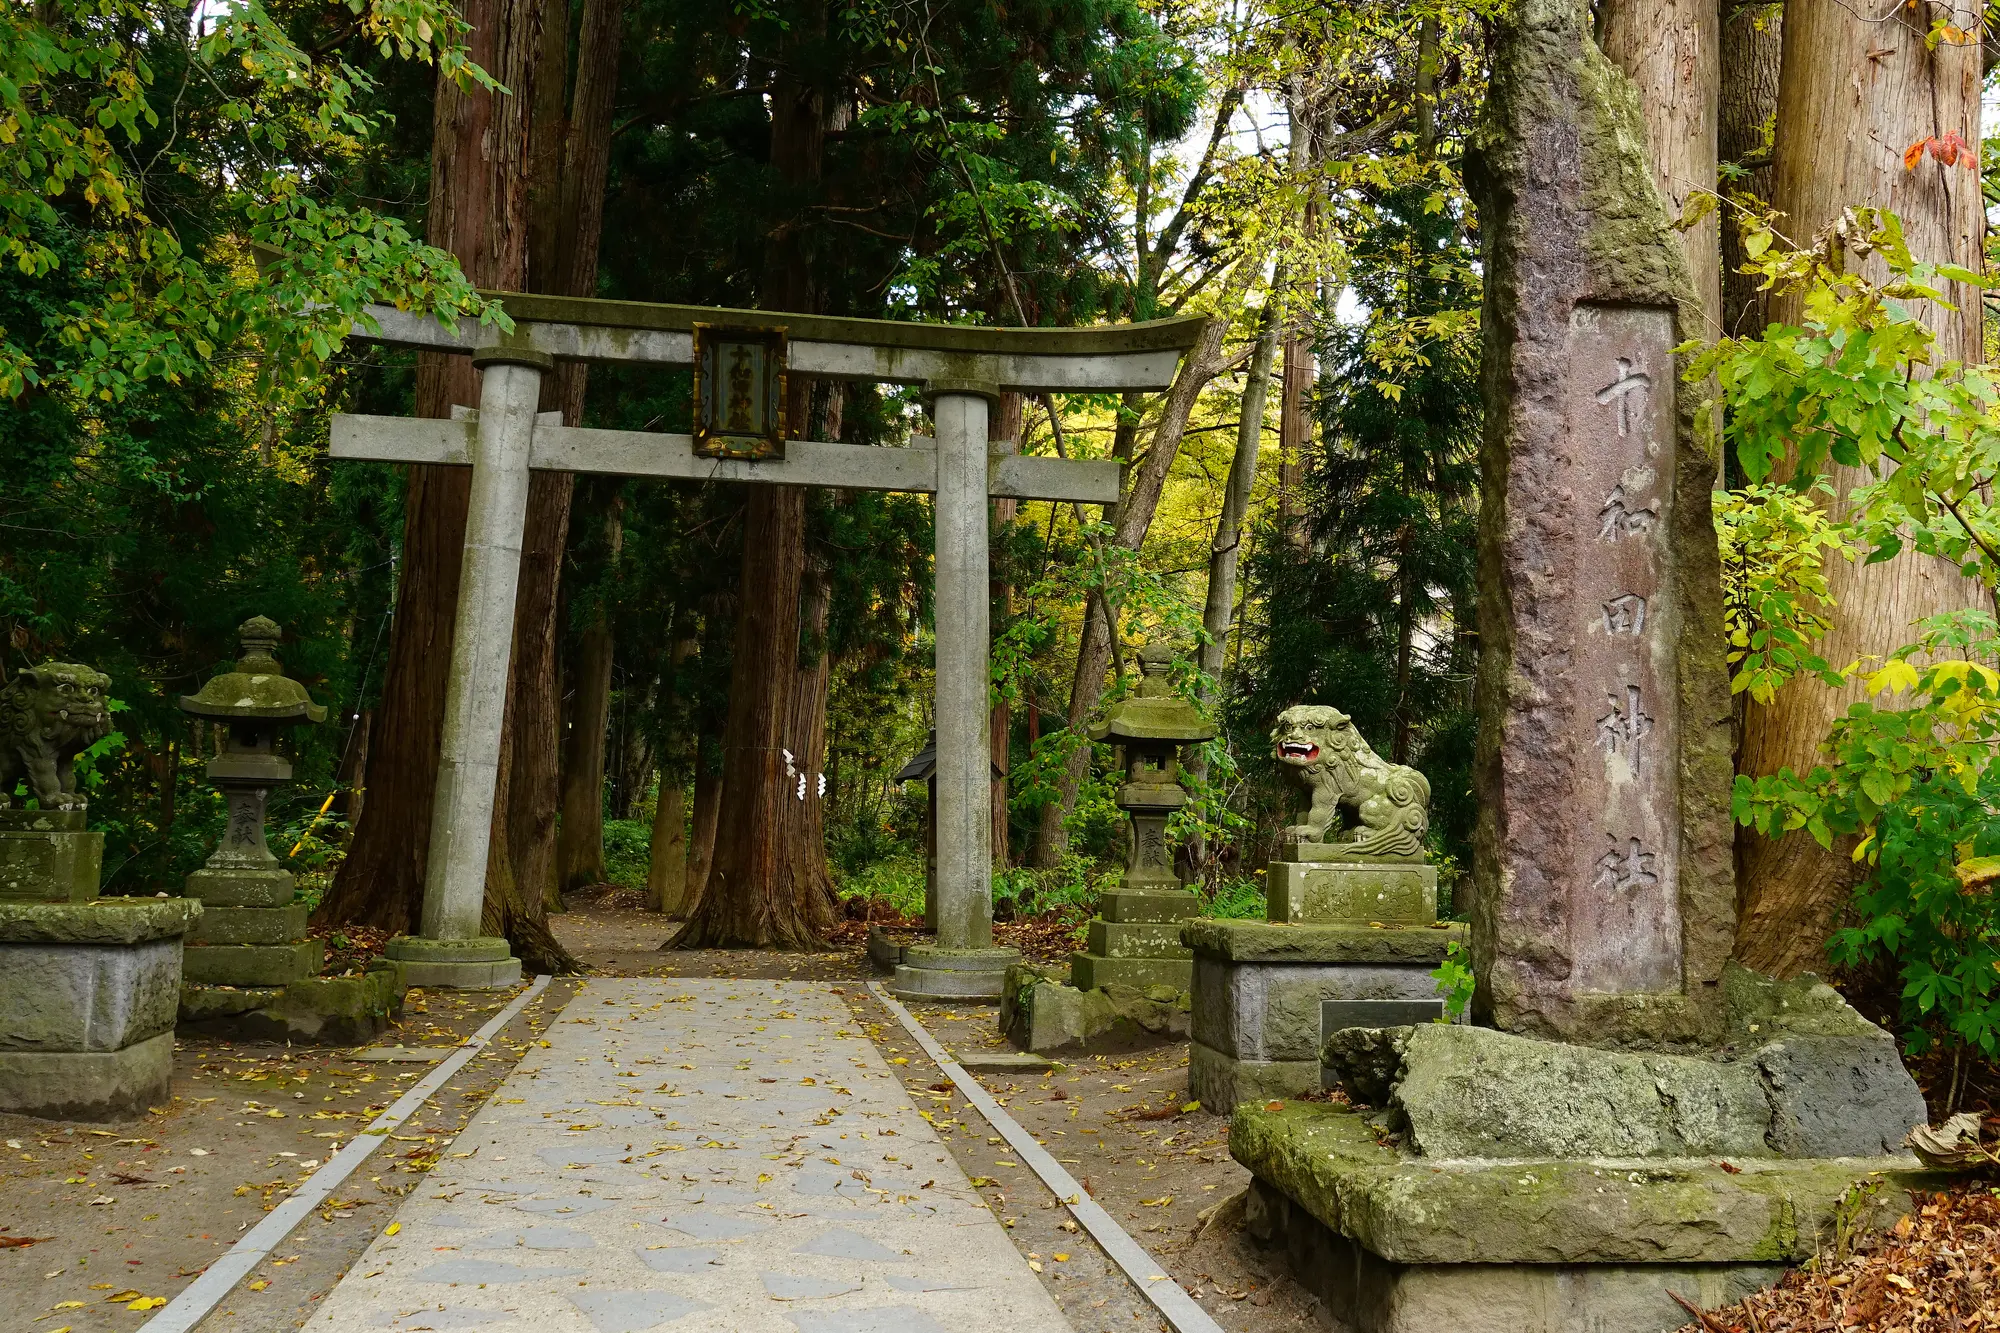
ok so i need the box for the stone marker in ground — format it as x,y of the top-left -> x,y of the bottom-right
302,978 -> 1071,1333
1225,4 -> 1937,1329
175,616 -> 403,1041
0,662 -> 198,1119
1184,704 -> 1455,1111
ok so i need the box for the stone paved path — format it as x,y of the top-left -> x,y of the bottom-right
303,977 -> 1073,1333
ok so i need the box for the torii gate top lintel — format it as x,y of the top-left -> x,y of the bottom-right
338,294 -> 1202,998
352,293 -> 1209,394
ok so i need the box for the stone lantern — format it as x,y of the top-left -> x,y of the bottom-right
178,616 -> 328,989
1070,641 -> 1215,992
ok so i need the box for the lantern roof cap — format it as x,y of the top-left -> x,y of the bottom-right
180,616 -> 327,723
1088,643 -> 1216,743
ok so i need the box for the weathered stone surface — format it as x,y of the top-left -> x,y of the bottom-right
1067,952 -> 1191,993
185,902 -> 308,946
1192,954 -> 1447,1062
890,944 -> 1017,1001
383,934 -> 512,963
0,1030 -> 174,1121
0,662 -> 113,809
389,955 -> 523,991
1000,965 -> 1188,1055
1266,862 -> 1436,924
0,824 -> 102,902
0,897 -> 199,944
1229,1101 -> 1943,1266
0,936 -> 182,1051
1084,919 -> 1190,958
1099,889 -> 1201,923
1466,0 -> 1735,1047
1189,1040 -> 1320,1111
1756,1037 -> 1929,1158
1245,1174 -> 1788,1333
1272,706 -> 1432,856
180,969 -> 404,1044
180,938 -> 323,986
1321,1026 -> 1413,1107
184,866 -> 295,907
1184,919 -> 1461,964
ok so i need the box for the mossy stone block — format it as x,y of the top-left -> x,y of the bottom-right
185,867 -> 295,908
0,935 -> 182,1051
0,1030 -> 174,1121
1068,951 -> 1192,993
1085,919 -> 1192,959
185,903 -> 308,946
1100,890 -> 1202,923
1266,862 -> 1436,924
181,938 -> 322,986
0,827 -> 102,903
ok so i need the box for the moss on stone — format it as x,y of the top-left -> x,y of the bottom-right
1182,918 -> 1460,964
0,897 -> 200,944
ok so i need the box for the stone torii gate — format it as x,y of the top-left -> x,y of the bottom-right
330,293 -> 1204,999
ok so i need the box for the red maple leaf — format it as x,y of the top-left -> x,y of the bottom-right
1906,133 -> 1979,171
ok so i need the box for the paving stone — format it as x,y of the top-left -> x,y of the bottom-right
302,977 -> 1072,1333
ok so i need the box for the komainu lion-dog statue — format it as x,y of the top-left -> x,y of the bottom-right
1271,704 -> 1430,859
0,662 -> 114,810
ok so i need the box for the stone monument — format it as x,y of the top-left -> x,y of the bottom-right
0,661 -> 199,1120
1184,703 -> 1457,1111
176,617 -> 402,1040
1224,4 -> 1939,1329
1067,642 -> 1214,992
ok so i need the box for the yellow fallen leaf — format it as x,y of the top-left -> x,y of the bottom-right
1053,1253 -> 1070,1262
107,1290 -> 142,1302
247,1281 -> 268,1292
1027,1260 -> 1042,1272
52,1302 -> 86,1311
127,1296 -> 166,1311
385,1222 -> 401,1236
1140,1196 -> 1173,1207
889,1058 -> 908,1065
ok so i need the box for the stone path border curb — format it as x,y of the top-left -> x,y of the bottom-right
866,981 -> 1226,1333
138,974 -> 553,1333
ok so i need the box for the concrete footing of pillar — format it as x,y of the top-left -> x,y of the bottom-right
890,944 -> 1019,1002
382,935 -> 523,990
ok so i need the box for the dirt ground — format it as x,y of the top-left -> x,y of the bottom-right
2,901 -> 1326,1333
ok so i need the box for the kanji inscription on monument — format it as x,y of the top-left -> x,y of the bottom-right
1567,304 -> 1681,993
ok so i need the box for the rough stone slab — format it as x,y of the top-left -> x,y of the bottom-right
179,970 -> 404,1043
0,806 -> 88,832
1245,1175 -> 1786,1333
890,961 -> 1006,1001
951,1050 -> 1058,1074
1183,919 -> 1460,964
1228,1101 -> 1947,1266
184,866 -> 296,907
185,901 -> 308,946
0,897 -> 199,944
1098,889 -> 1201,923
300,977 -> 1070,1333
0,936 -> 181,1051
0,1029 -> 174,1121
1083,919 -> 1190,959
1321,999 -> 1443,1034
180,938 -> 323,986
1266,862 -> 1437,924
392,955 -> 524,990
1067,952 -> 1191,993
1191,953 -> 1447,1062
999,967 -> 1188,1056
0,827 -> 103,903
1188,1039 -> 1318,1112
384,934 -> 515,963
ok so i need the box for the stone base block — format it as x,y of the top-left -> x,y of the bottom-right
890,945 -> 1019,1002
1228,1101 -> 1950,1333
381,934 -> 521,989
1069,951 -> 1192,993
1244,1175 -> 1786,1333
1001,965 -> 1188,1055
1084,918 -> 1192,958
185,902 -> 308,946
0,900 -> 198,1053
179,969 -> 405,1043
1189,1038 -> 1319,1111
0,1030 -> 174,1121
1099,890 -> 1201,924
865,925 -> 930,974
181,938 -> 323,987
0,811 -> 102,903
1265,861 -> 1436,924
184,867 -> 295,908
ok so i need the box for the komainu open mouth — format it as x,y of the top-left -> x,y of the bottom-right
1278,741 -> 1320,761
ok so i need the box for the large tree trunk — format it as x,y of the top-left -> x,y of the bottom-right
318,0 -> 541,933
646,634 -> 697,913
1719,2 -> 1783,338
557,492 -> 623,891
1601,0 -> 1721,332
1734,0 -> 1986,976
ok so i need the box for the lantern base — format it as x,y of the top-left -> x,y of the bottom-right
383,935 -> 523,990
890,945 -> 1019,1002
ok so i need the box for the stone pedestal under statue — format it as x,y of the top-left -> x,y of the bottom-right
0,661 -> 200,1119
176,618 -> 403,1039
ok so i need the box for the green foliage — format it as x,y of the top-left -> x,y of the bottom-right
1714,480 -> 1852,702
1431,938 -> 1472,1019
833,852 -> 927,921
1202,874 -> 1266,920
602,818 -> 653,890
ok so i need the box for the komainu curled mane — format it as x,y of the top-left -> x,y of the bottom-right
1271,704 -> 1431,859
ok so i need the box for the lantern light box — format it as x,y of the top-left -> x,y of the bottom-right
692,322 -> 788,460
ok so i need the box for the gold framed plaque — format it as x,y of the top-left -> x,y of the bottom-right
692,322 -> 788,460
